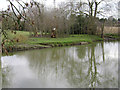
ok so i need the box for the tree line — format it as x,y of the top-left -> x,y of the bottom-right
1,0 -> 119,37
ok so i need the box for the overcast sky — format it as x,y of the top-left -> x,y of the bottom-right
0,0 -> 119,19
0,0 -> 66,10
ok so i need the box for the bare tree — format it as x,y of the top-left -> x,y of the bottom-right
83,0 -> 103,34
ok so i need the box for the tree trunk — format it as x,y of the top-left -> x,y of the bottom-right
101,20 -> 105,38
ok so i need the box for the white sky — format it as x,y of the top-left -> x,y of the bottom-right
0,0 -> 119,18
0,0 -> 67,10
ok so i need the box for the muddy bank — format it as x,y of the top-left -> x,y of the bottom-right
3,45 -> 51,53
2,35 -> 120,53
3,42 -> 90,53
104,36 -> 120,41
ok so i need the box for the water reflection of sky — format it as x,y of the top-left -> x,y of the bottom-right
2,55 -> 69,88
1,41 -> 119,88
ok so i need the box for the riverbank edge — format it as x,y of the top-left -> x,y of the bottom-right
2,36 -> 120,53
3,41 -> 91,53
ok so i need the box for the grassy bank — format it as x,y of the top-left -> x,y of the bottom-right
4,30 -> 119,53
104,34 -> 120,40
26,34 -> 103,46
3,30 -> 103,44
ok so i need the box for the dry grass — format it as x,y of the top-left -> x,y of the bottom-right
97,26 -> 119,35
104,27 -> 119,34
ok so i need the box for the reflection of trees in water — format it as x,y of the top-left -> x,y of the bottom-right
86,43 -> 101,88
65,43 -> 101,88
101,42 -> 105,62
2,66 -> 13,88
85,42 -> 117,88
1,42 -> 118,88
23,46 -> 88,87
24,47 -> 70,80
19,42 -> 117,88
76,45 -> 87,59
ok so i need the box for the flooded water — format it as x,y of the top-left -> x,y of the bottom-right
1,41 -> 119,88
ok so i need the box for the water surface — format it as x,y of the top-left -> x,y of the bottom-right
2,41 -> 118,88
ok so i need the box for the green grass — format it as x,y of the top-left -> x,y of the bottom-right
2,30 -> 103,48
104,34 -> 120,39
26,34 -> 103,45
3,30 -> 30,39
2,30 -> 30,43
